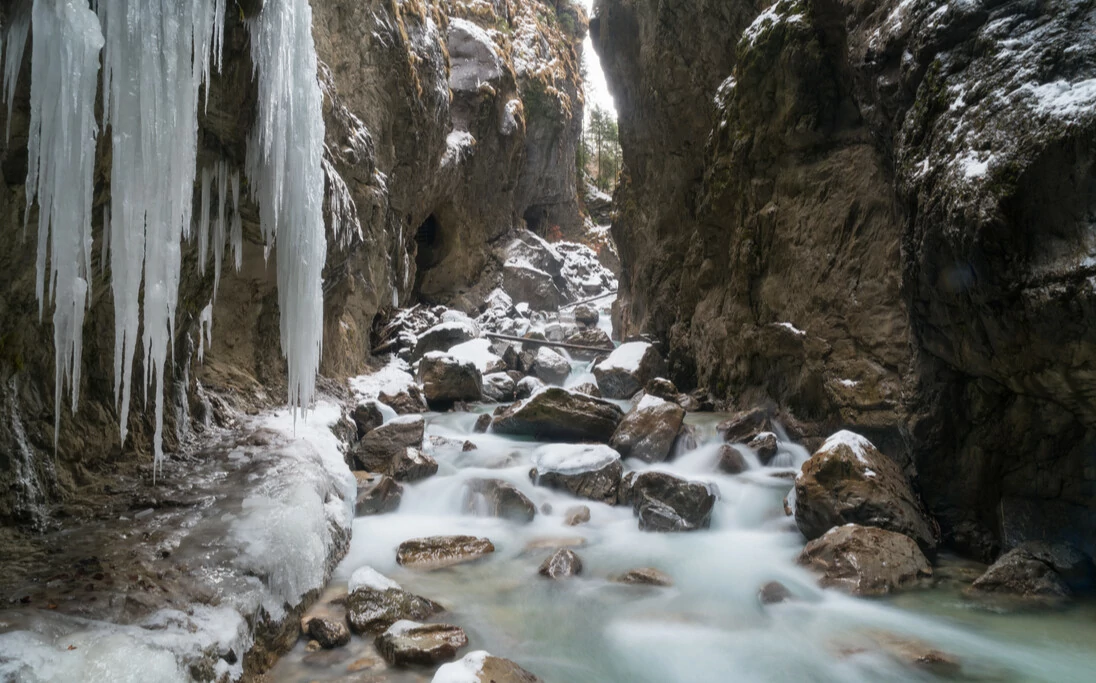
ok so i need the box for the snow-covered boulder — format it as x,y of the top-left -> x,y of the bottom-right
502,259 -> 563,311
418,352 -> 483,409
448,338 -> 507,374
592,342 -> 666,399
531,346 -> 571,385
481,372 -> 516,402
492,387 -> 624,443
413,319 -> 479,361
346,568 -> 444,634
432,651 -> 544,683
529,444 -> 624,504
794,431 -> 938,555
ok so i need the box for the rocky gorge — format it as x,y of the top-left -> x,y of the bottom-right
0,0 -> 1095,681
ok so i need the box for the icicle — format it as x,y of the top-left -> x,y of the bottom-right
97,0 -> 225,476
213,160 -> 228,296
247,0 -> 327,416
229,170 -> 242,270
197,302 -> 213,363
198,164 -> 213,272
1,1 -> 31,141
25,0 -> 103,448
322,155 -> 360,246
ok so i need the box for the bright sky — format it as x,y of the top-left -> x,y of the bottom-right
578,0 -> 617,121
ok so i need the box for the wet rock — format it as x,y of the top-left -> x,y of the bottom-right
573,304 -> 600,327
672,424 -> 698,456
538,548 -> 583,579
412,320 -> 478,361
433,651 -> 544,683
493,387 -> 624,442
717,444 -> 750,475
473,413 -> 492,433
747,432 -> 779,464
532,347 -> 572,385
871,634 -> 962,678
569,382 -> 602,398
563,505 -> 591,526
482,372 -> 517,402
610,395 -> 686,463
794,431 -> 938,555
353,417 -> 436,481
967,548 -> 1072,600
396,535 -> 496,570
623,471 -> 717,532
346,569 -> 445,634
462,440 -> 477,451
612,568 -> 673,586
514,376 -> 545,399
375,620 -> 469,667
1019,541 -> 1096,593
529,444 -> 624,504
354,472 -> 404,515
565,328 -> 614,360
464,479 -> 537,523
716,407 -> 773,444
758,581 -> 792,605
797,524 -> 932,596
352,402 -> 385,439
592,342 -> 667,399
419,352 -> 484,409
307,616 -> 350,649
379,384 -> 428,415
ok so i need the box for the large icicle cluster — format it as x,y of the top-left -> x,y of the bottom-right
2,1 -> 31,140
24,0 -> 103,448
2,0 -> 331,473
245,0 -> 328,416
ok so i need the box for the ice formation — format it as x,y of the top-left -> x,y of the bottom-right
2,0 -> 31,140
11,0 -> 330,472
24,0 -> 103,448
245,0 -> 328,417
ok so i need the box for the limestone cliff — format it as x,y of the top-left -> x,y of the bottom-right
0,0 -> 586,526
593,0 -> 1096,560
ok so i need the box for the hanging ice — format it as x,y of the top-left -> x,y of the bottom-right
2,0 -> 31,140
246,0 -> 327,415
24,0 -> 103,448
196,160 -> 241,297
97,0 -> 226,474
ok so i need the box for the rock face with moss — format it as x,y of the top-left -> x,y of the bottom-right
593,0 -> 1096,560
0,0 -> 587,527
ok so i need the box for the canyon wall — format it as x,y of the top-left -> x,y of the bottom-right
0,0 -> 586,526
593,0 -> 1096,559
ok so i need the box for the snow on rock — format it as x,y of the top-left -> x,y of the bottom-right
432,651 -> 491,683
448,338 -> 505,374
349,565 -> 401,593
532,443 -> 620,475
820,430 -> 876,465
741,0 -> 806,48
349,356 -> 417,402
598,342 -> 650,373
772,322 -> 806,336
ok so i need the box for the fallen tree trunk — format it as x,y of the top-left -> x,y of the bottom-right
484,332 -> 615,355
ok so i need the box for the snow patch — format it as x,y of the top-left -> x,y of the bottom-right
448,338 -> 502,373
432,651 -> 492,683
532,443 -> 620,475
349,566 -> 401,593
598,342 -> 651,373
821,430 -> 876,466
350,357 -> 416,401
741,1 -> 805,47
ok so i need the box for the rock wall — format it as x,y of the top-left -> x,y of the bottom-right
593,0 -> 1096,560
0,0 -> 586,527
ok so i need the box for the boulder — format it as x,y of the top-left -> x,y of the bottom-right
564,328 -> 614,360
379,384 -> 428,414
794,431 -> 938,555
797,524 -> 932,596
563,505 -> 591,526
967,548 -> 1072,599
492,388 -> 624,442
529,444 -> 624,504
612,568 -> 673,586
375,620 -> 468,667
532,346 -> 572,385
482,372 -> 516,402
346,567 -> 445,634
569,382 -> 602,398
758,581 -> 792,605
644,377 -> 679,402
572,304 -> 600,327
353,416 -> 436,481
514,376 -> 545,399
354,472 -> 404,515
464,478 -> 537,523
412,320 -> 478,361
502,261 -> 563,311
449,338 -> 507,374
433,651 -> 543,683
419,352 -> 483,408
717,444 -> 750,474
307,616 -> 351,649
609,395 -> 686,463
592,342 -> 666,399
473,413 -> 492,433
747,432 -> 779,464
538,548 -> 583,579
351,402 -> 385,439
396,535 -> 496,570
716,407 -> 774,444
623,471 -> 717,532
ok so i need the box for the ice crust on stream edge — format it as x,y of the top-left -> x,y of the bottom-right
0,401 -> 355,682
0,0 -> 332,474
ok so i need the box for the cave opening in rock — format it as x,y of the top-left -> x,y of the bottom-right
523,205 -> 546,235
413,213 -> 443,297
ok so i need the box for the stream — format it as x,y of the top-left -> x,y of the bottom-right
269,301 -> 1096,683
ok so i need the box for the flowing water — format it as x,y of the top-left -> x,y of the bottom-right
270,354 -> 1096,682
